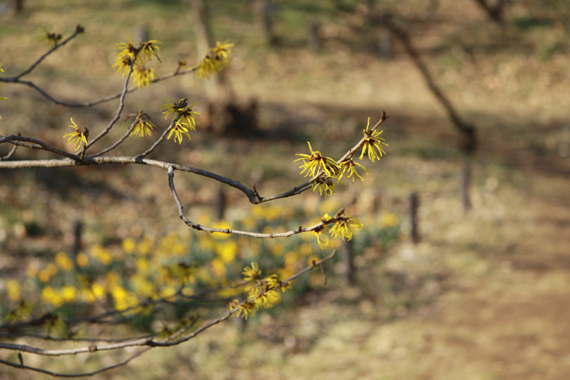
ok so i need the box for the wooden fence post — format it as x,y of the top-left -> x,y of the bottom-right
341,239 -> 355,286
409,192 -> 420,244
461,159 -> 472,214
308,22 -> 321,52
216,188 -> 226,221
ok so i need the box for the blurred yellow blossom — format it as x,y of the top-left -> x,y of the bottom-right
216,240 -> 238,263
307,255 -> 321,266
38,263 -> 58,283
380,211 -> 399,228
159,285 -> 177,300
314,228 -> 330,249
106,271 -> 121,288
55,252 -> 74,272
210,258 -> 227,279
136,258 -> 150,274
41,286 -> 63,307
137,236 -> 154,256
196,41 -> 234,79
112,286 -> 139,311
242,262 -> 261,282
284,252 -> 298,268
61,285 -> 77,303
76,252 -> 89,268
122,237 -> 136,253
91,245 -> 112,265
26,261 -> 40,278
132,66 -> 155,88
114,34 -> 136,59
7,280 -> 21,302
139,40 -> 162,63
131,274 -> 155,298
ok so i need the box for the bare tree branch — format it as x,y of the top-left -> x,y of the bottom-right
8,25 -> 85,81
0,347 -> 151,378
86,53 -> 138,150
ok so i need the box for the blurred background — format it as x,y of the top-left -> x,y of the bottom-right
1,0 -> 569,379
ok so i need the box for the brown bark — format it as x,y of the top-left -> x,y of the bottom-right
188,0 -> 258,136
379,15 -> 477,155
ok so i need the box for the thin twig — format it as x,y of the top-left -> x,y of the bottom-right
0,68 -> 197,108
0,144 -> 17,160
168,165 -> 333,238
0,135 -> 82,161
0,114 -> 389,206
136,114 -> 181,158
7,25 -> 84,81
86,52 -> 139,150
91,119 -> 138,157
0,347 -> 150,378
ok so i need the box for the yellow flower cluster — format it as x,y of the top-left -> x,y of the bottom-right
229,263 -> 288,319
112,35 -> 161,87
295,117 -> 388,198
196,41 -> 234,79
9,198 -> 381,324
314,211 -> 363,248
161,98 -> 200,144
130,111 -> 155,138
296,142 -> 339,178
361,117 -> 388,162
132,66 -> 155,88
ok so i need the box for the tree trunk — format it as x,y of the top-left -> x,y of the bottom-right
473,0 -> 506,25
189,0 -> 258,136
255,0 -> 278,45
341,239 -> 355,286
11,0 -> 24,13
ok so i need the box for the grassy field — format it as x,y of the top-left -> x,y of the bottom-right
1,0 -> 570,379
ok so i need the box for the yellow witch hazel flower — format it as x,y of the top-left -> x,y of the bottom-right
161,99 -> 200,144
339,158 -> 369,182
255,288 -> 281,309
132,66 -> 155,88
314,226 -> 331,249
115,34 -> 137,59
329,214 -> 363,241
360,117 -> 388,162
311,176 -> 337,197
139,40 -> 162,63
235,299 -> 256,319
230,267 -> 287,319
131,112 -> 154,137
112,35 -> 161,80
242,262 -> 262,282
112,54 -> 134,78
196,41 -> 234,79
63,118 -> 89,151
295,142 -> 340,178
